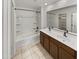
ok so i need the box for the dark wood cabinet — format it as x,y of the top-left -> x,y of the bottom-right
50,39 -> 58,59
59,43 -> 77,59
40,32 -> 44,46
40,32 -> 50,53
40,31 -> 77,59
43,36 -> 50,53
59,48 -> 75,59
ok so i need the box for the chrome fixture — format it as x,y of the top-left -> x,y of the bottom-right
48,26 -> 54,31
48,26 -> 51,31
64,30 -> 68,37
51,26 -> 54,29
33,26 -> 39,32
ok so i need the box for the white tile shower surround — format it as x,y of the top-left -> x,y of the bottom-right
12,43 -> 53,59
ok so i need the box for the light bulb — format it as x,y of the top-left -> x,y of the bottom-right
45,3 -> 47,5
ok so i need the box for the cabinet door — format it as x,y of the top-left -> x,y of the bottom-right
50,40 -> 58,59
40,33 -> 44,46
43,36 -> 50,53
59,48 -> 75,59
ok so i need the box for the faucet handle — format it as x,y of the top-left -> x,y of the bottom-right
48,26 -> 51,31
66,30 -> 68,33
64,29 -> 68,37
51,26 -> 53,29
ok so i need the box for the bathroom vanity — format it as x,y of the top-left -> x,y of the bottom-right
40,28 -> 77,59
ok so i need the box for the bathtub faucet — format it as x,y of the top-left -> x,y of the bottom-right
36,27 -> 39,32
33,27 -> 39,32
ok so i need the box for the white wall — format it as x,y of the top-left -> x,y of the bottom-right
41,6 -> 47,29
47,6 -> 77,32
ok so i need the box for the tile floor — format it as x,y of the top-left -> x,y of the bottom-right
13,43 -> 53,59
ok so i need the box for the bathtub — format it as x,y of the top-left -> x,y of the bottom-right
16,33 -> 40,49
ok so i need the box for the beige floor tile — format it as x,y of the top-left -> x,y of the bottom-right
14,54 -> 22,59
22,50 -> 31,59
21,46 -> 27,54
31,53 -> 40,59
12,56 -> 17,59
13,43 -> 53,59
40,56 -> 46,59
23,55 -> 33,59
16,48 -> 22,55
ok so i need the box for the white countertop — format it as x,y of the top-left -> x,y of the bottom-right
40,28 -> 77,51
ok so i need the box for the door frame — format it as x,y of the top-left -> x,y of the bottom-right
2,0 -> 11,59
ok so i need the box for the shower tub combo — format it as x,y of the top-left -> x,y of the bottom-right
16,32 -> 40,49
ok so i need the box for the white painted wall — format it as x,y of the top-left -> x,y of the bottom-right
41,6 -> 47,29
47,6 -> 77,32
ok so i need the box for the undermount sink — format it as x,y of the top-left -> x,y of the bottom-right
57,34 -> 71,42
62,36 -> 71,42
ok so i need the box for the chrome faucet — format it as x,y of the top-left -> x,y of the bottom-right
48,26 -> 51,31
48,26 -> 53,31
64,30 -> 68,37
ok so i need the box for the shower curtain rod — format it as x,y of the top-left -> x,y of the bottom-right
15,8 -> 37,12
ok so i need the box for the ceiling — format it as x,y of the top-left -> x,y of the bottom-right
14,0 -> 59,10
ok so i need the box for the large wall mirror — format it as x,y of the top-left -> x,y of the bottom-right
47,5 -> 77,34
